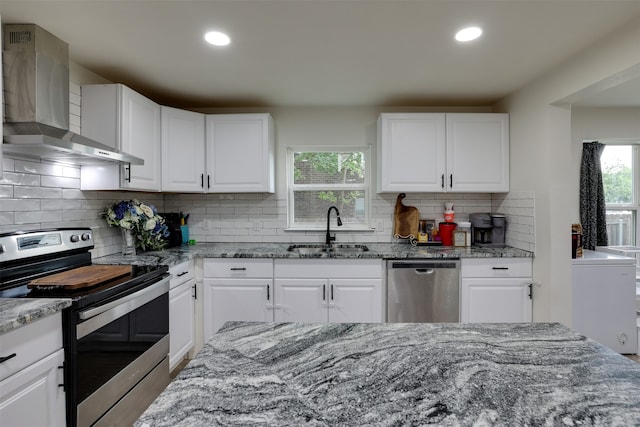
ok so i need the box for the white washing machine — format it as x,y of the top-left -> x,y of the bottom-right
572,250 -> 637,354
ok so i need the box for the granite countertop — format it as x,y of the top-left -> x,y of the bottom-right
94,242 -> 532,268
0,298 -> 71,334
136,321 -> 640,426
2,243 -> 531,335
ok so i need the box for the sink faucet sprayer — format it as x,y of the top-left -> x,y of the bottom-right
326,206 -> 342,246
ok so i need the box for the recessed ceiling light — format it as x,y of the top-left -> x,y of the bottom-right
204,31 -> 231,46
455,26 -> 482,42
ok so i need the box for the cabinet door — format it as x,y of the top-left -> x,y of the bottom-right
377,113 -> 446,193
446,113 -> 509,192
120,85 -> 162,191
329,279 -> 382,323
274,279 -> 328,323
161,107 -> 206,192
203,279 -> 272,341
461,278 -> 532,323
205,114 -> 274,193
0,349 -> 65,427
169,280 -> 195,370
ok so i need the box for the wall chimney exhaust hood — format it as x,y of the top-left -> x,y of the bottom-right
2,24 -> 143,166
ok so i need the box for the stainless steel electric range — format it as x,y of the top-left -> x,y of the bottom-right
0,228 -> 171,427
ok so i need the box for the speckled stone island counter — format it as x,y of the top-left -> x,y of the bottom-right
0,298 -> 71,334
136,321 -> 640,426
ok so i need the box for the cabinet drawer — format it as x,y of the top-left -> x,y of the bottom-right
461,258 -> 532,278
169,260 -> 194,289
204,258 -> 273,278
275,259 -> 383,278
0,313 -> 62,382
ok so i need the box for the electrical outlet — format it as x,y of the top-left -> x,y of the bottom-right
203,220 -> 210,230
375,220 -> 384,231
252,221 -> 261,231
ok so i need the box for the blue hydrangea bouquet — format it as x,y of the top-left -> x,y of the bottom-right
102,199 -> 169,251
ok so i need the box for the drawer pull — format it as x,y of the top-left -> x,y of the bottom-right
177,271 -> 188,277
0,353 -> 17,364
230,267 -> 247,271
492,267 -> 509,270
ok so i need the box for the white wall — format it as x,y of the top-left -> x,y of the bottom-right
495,15 -> 640,324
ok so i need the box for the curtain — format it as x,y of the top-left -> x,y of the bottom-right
579,141 -> 608,250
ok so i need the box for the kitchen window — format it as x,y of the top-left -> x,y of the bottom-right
287,147 -> 370,230
601,142 -> 639,246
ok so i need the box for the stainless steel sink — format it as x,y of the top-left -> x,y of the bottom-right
287,244 -> 369,254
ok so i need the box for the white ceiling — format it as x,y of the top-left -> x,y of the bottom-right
3,0 -> 640,109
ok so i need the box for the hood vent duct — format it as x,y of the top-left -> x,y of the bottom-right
2,24 -> 143,166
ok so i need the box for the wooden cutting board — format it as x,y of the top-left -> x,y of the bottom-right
29,265 -> 132,289
393,193 -> 419,239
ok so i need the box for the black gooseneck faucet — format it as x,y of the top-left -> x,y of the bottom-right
326,206 -> 343,246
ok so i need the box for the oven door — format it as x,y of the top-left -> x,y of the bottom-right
74,275 -> 170,427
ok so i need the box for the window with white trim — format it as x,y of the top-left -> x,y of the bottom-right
287,147 -> 370,229
600,142 -> 639,246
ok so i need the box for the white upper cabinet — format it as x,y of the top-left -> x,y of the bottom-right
80,84 -> 161,191
377,113 -> 446,193
161,107 -> 205,192
205,114 -> 275,193
446,113 -> 509,192
378,113 -> 509,193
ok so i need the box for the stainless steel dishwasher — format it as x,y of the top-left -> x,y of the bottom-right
387,260 -> 460,322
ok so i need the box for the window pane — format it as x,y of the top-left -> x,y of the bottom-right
293,152 -> 365,185
605,210 -> 636,246
601,145 -> 633,204
293,190 -> 366,223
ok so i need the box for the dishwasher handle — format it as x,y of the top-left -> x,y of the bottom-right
414,268 -> 434,275
390,261 -> 459,269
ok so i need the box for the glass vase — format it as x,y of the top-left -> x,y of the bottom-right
121,228 -> 137,256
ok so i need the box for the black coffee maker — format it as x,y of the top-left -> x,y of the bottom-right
161,212 -> 183,247
469,213 -> 506,247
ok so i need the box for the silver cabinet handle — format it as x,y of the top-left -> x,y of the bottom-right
230,267 -> 247,271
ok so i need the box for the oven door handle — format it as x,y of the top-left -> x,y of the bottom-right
77,276 -> 170,339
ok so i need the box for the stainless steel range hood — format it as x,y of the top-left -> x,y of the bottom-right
2,24 -> 143,166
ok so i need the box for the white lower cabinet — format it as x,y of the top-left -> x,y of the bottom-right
274,259 -> 383,323
0,313 -> 65,427
202,258 -> 383,341
203,259 -> 274,342
168,260 -> 196,371
461,258 -> 533,323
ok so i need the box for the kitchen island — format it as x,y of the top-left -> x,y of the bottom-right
136,322 -> 640,426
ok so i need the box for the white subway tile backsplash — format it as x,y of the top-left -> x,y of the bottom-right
0,199 -> 41,211
0,172 -> 41,186
0,212 -> 15,225
0,185 -> 13,198
14,186 -> 63,199
41,175 -> 80,189
13,210 -> 44,224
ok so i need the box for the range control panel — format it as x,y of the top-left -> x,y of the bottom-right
0,228 -> 94,263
